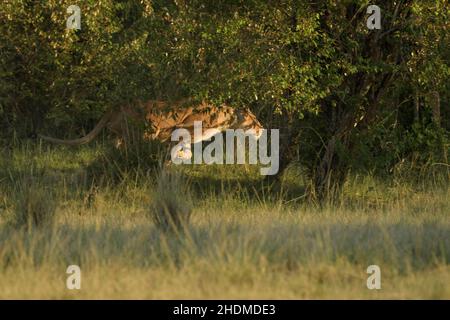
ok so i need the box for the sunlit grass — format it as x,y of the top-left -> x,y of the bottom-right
0,142 -> 448,299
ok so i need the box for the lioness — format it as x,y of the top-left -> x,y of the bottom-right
39,100 -> 264,156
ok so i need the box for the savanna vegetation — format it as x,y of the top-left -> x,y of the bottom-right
0,1 -> 449,299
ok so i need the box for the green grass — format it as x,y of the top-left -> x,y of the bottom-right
0,142 -> 449,299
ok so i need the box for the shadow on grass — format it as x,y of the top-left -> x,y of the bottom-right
1,141 -> 309,206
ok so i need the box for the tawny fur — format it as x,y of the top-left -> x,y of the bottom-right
39,100 -> 263,147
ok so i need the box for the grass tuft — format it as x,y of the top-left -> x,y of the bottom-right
10,178 -> 58,230
148,169 -> 193,234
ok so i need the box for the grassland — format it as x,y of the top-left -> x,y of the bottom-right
0,141 -> 449,299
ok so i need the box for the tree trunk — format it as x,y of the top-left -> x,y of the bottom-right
431,91 -> 441,127
414,92 -> 420,123
313,132 -> 352,202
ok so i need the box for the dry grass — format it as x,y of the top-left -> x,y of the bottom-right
0,142 -> 448,299
9,177 -> 58,230
148,169 -> 192,233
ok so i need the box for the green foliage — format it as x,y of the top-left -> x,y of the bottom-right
0,0 -> 448,191
352,118 -> 448,174
1,0 -> 155,135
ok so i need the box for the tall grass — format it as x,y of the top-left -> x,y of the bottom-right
148,169 -> 193,233
0,142 -> 448,298
10,177 -> 58,230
